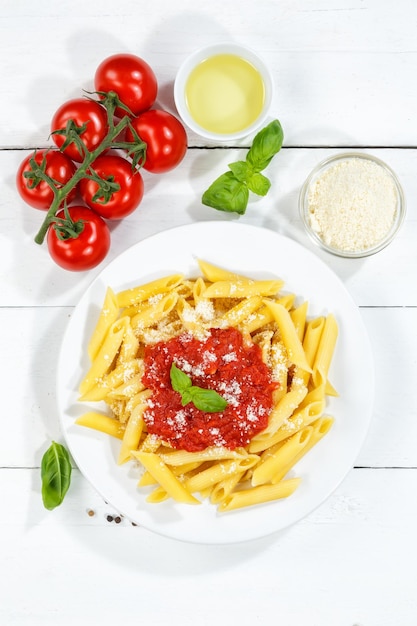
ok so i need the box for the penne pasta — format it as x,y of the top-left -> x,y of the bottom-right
240,305 -> 275,334
192,276 -> 208,302
115,274 -> 184,307
210,472 -> 245,504
312,314 -> 339,390
117,321 -> 140,364
218,295 -> 263,328
271,416 -> 334,483
185,456 -> 259,493
290,300 -> 308,341
132,452 -> 200,504
117,401 -> 147,464
250,380 -> 308,448
76,260 -> 338,514
251,426 -> 314,486
217,478 -> 301,512
203,279 -> 284,299
159,446 -> 251,466
263,301 -> 312,372
197,259 -> 246,282
79,317 -> 129,397
75,411 -> 126,439
87,287 -> 119,361
131,291 -> 179,332
146,486 -> 170,503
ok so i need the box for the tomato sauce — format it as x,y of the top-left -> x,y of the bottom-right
142,327 -> 277,451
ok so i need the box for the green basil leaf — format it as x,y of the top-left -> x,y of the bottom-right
189,387 -> 228,413
41,441 -> 72,510
170,363 -> 228,412
201,171 -> 249,214
228,160 -> 250,182
246,119 -> 284,172
180,389 -> 193,406
170,362 -> 192,393
246,172 -> 271,196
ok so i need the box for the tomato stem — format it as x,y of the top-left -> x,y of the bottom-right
34,91 -> 147,245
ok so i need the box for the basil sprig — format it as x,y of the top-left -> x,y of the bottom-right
201,119 -> 284,215
41,441 -> 72,510
170,363 -> 228,413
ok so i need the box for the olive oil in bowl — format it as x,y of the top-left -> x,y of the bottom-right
185,54 -> 265,135
174,44 -> 273,140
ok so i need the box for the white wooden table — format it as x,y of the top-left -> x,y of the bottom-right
1,1 -> 416,624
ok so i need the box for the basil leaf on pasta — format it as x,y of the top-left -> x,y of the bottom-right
189,386 -> 228,413
170,363 -> 228,413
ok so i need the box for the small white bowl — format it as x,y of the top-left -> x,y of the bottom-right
299,152 -> 406,258
174,43 -> 273,142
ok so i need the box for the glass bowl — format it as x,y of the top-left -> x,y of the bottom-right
174,43 -> 273,142
299,152 -> 406,258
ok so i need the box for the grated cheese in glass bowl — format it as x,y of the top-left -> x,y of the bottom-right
299,152 -> 406,258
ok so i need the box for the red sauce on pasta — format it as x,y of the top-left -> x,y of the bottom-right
142,327 -> 277,451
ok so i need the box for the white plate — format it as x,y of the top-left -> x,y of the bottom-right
57,221 -> 374,544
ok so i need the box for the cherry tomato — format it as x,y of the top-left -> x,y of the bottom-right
47,205 -> 111,271
94,53 -> 158,117
126,109 -> 187,173
51,98 -> 109,162
79,154 -> 144,219
16,149 -> 77,210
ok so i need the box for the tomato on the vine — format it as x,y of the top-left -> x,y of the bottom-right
126,109 -> 187,173
16,149 -> 77,210
47,205 -> 111,271
94,53 -> 158,118
51,98 -> 109,162
79,154 -> 144,219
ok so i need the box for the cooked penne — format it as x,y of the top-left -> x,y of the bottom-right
75,411 -> 126,439
240,305 -> 275,334
197,259 -> 246,282
192,276 -> 208,302
117,321 -> 140,364
185,456 -> 259,493
203,279 -> 284,299
312,314 -> 338,390
219,295 -> 263,328
159,446 -> 251,466
131,291 -> 179,331
256,384 -> 327,450
251,426 -> 314,486
268,336 -> 288,401
176,297 -> 200,332
146,486 -> 170,503
87,287 -> 119,361
217,478 -> 301,512
115,274 -> 184,307
79,317 -> 129,397
210,472 -> 245,504
107,372 -> 146,400
138,433 -> 162,453
250,379 -> 307,448
132,452 -> 200,504
118,400 -> 148,464
272,416 -> 334,483
263,301 -> 312,372
290,300 -> 308,341
76,260 -> 338,514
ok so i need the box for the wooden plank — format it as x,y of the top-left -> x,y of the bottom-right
4,148 -> 417,307
0,466 -> 415,625
1,1 -> 417,147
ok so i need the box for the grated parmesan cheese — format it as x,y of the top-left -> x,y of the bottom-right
307,157 -> 398,252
